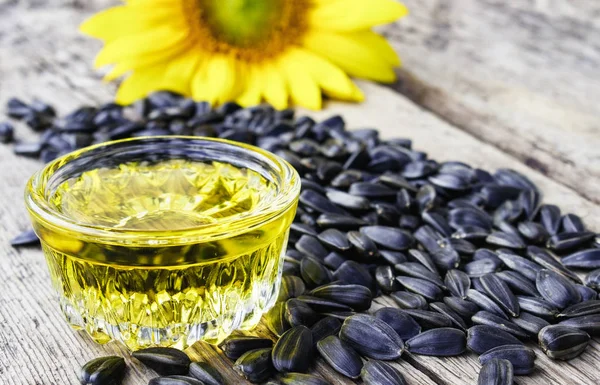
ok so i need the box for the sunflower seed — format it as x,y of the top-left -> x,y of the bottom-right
380,250 -> 407,266
486,231 -> 526,250
548,231 -> 595,252
467,325 -> 523,354
316,213 -> 368,230
480,274 -> 520,317
517,221 -> 549,244
575,284 -> 597,301
561,214 -> 586,233
481,185 -> 521,209
300,190 -> 348,216
333,261 -> 374,290
279,373 -> 331,385
310,316 -> 342,344
188,362 -> 224,385
272,326 -> 313,373
358,226 -> 415,251
331,170 -> 364,189
375,265 -> 399,293
558,300 -> 600,318
539,325 -> 590,360
466,289 -> 508,319
391,291 -> 428,310
148,376 -> 205,385
297,295 -> 352,313
400,309 -> 452,330
10,228 -> 39,247
300,178 -> 326,194
477,358 -> 514,385
562,249 -> 600,270
132,347 -> 190,375
479,344 -> 535,375
495,271 -> 539,297
285,298 -> 320,327
431,247 -> 461,271
465,258 -> 501,278
322,252 -> 346,270
511,311 -> 550,337
373,307 -> 421,340
310,282 -> 372,311
349,182 -> 396,198
219,336 -> 274,360
317,229 -> 351,252
540,204 -> 561,236
471,311 -> 528,339
319,311 -> 355,320
516,296 -> 559,319
339,314 -> 404,360
347,231 -> 379,260
316,336 -> 362,378
526,246 -> 581,283
422,210 -> 453,237
80,356 -> 126,385
266,302 -> 291,337
394,263 -> 443,287
444,269 -> 471,298
396,276 -> 442,301
585,268 -> 600,289
278,276 -> 307,302
234,348 -> 274,383
291,223 -> 318,237
430,302 -> 469,330
360,360 -> 407,385
296,235 -> 328,260
301,257 -> 332,288
405,328 -> 466,356
496,250 -> 542,281
444,296 -> 480,319
536,269 -> 581,309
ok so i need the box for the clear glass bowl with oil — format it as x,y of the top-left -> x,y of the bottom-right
25,136 -> 300,350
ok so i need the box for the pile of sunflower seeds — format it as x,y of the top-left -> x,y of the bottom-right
5,92 -> 600,385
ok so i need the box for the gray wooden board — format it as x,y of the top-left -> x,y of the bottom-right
0,1 -> 599,384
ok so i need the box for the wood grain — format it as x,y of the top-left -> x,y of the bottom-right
0,1 -> 599,385
381,0 -> 600,204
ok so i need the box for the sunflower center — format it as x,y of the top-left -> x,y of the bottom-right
189,0 -> 309,61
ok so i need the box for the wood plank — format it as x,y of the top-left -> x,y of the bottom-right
0,2 -> 599,385
380,0 -> 600,204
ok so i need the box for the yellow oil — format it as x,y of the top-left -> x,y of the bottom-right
38,159 -> 295,349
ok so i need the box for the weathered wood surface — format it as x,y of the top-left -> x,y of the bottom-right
382,0 -> 600,204
1,1 -> 599,385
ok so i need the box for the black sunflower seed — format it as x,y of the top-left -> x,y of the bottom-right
272,326 -> 313,373
148,376 -> 205,385
396,276 -> 442,301
339,314 -> 404,360
517,221 -> 549,244
422,210 -> 453,237
473,248 -> 502,264
375,265 -> 399,293
444,269 -> 471,298
496,250 -> 542,281
349,182 -> 396,198
517,296 -> 559,319
539,325 -> 590,360
430,246 -> 461,271
480,274 -> 520,317
316,335 -> 362,378
471,311 -> 528,339
477,358 -> 513,385
481,185 -> 521,209
575,284 -> 597,301
310,316 -> 342,344
188,362 -> 224,385
279,373 -> 331,385
296,235 -> 328,260
400,309 -> 452,330
495,271 -> 539,297
347,231 -> 379,260
394,263 -> 443,287
406,328 -> 467,356
359,226 -> 415,251
301,178 -> 326,194
479,344 -> 536,375
380,250 -> 407,266
527,246 -> 581,283
511,311 -> 550,337
301,257 -> 332,288
80,356 -> 126,385
321,251 -> 346,271
539,204 -> 561,236
407,249 -> 439,274
10,228 -> 39,247
486,231 -> 526,250
296,295 -> 351,313
278,275 -> 307,302
333,261 -> 374,290
373,307 -> 421,340
466,289 -> 508,320
291,223 -> 318,237
360,360 -> 407,385
547,231 -> 595,252
430,302 -> 469,330
234,348 -> 274,383
325,189 -> 371,211
132,347 -> 190,375
444,297 -> 480,319
585,268 -> 600,289
316,213 -> 368,230
310,282 -> 372,311
391,291 -> 428,310
265,302 -> 291,337
464,258 -> 501,278
285,298 -> 320,327
558,300 -> 600,318
219,336 -> 274,360
562,249 -> 600,270
561,214 -> 586,233
558,314 -> 600,336
467,325 -> 523,354
536,269 -> 581,309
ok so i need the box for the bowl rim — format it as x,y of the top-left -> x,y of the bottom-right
25,136 -> 301,245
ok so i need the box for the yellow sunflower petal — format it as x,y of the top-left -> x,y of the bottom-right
192,56 -> 241,104
94,26 -> 189,68
288,48 -> 363,102
279,53 -> 322,110
260,62 -> 289,110
309,0 -> 407,31
303,30 -> 398,83
236,64 -> 263,107
161,51 -> 202,95
115,66 -> 166,105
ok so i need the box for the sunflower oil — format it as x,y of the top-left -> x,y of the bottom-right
38,159 -> 296,349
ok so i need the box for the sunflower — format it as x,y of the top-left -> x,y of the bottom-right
81,0 -> 407,110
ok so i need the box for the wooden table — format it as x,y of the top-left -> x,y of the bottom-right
1,1 -> 599,384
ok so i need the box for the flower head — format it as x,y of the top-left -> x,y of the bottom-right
81,0 -> 407,109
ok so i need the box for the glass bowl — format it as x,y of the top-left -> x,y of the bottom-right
25,136 -> 300,350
